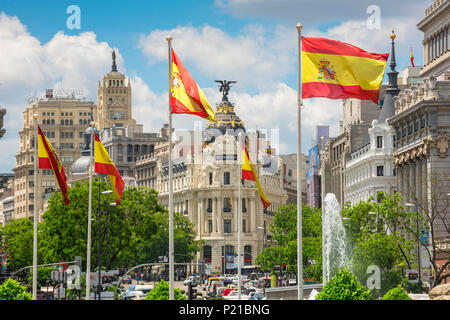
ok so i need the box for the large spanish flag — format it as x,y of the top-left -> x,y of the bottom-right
94,132 -> 124,204
170,49 -> 216,121
242,145 -> 271,209
38,125 -> 69,204
302,37 -> 388,104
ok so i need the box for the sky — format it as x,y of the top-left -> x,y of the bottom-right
0,0 -> 430,173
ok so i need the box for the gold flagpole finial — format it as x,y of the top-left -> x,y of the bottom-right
166,35 -> 173,42
390,29 -> 396,40
296,22 -> 303,31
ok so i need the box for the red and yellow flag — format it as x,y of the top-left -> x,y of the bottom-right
410,48 -> 415,68
302,37 -> 388,104
170,49 -> 216,121
38,125 -> 69,204
242,144 -> 271,209
94,132 -> 124,204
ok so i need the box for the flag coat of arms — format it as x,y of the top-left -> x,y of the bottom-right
38,125 -> 70,204
170,49 -> 216,121
94,132 -> 124,204
241,145 -> 271,209
302,37 -> 388,104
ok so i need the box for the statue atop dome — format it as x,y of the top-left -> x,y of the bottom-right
215,80 -> 237,102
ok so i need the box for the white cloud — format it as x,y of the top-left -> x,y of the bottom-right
0,12 -> 122,172
137,24 -> 296,90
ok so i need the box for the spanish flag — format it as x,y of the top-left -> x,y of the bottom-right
242,145 -> 271,209
38,125 -> 69,204
94,132 -> 124,204
302,37 -> 388,104
410,48 -> 415,68
170,49 -> 216,121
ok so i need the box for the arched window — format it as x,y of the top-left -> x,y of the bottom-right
51,119 -> 55,125
79,119 -> 82,125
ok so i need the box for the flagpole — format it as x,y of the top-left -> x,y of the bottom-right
167,34 -> 175,301
32,115 -> 38,299
85,121 -> 94,300
238,132 -> 242,300
296,22 -> 304,301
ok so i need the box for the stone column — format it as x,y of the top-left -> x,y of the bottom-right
197,198 -> 203,237
250,197 -> 256,233
212,197 -> 217,235
404,164 -> 410,202
409,162 -> 415,203
415,158 -> 422,208
422,158 -> 427,212
397,166 -> 404,200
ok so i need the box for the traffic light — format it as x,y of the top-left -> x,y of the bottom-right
187,282 -> 197,300
282,263 -> 287,273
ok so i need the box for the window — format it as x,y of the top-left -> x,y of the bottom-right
224,172 -> 230,185
224,198 -> 232,212
207,198 -> 213,213
242,198 -> 247,213
376,166 -> 384,176
376,136 -> 383,148
224,219 -> 232,233
209,172 -> 213,185
242,219 -> 246,233
208,220 -> 213,233
288,169 -> 292,177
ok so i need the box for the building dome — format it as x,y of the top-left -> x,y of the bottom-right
204,99 -> 245,145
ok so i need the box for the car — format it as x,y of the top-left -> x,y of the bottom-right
121,275 -> 132,284
183,276 -> 199,286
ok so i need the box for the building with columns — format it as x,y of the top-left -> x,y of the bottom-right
418,0 -> 449,80
137,97 -> 287,275
388,1 -> 450,284
344,31 -> 401,206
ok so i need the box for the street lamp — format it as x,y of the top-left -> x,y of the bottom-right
405,202 -> 421,290
96,189 -> 112,300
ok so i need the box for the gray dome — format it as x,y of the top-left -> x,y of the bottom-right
71,155 -> 91,175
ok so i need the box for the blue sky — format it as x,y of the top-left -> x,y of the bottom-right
0,0 -> 430,172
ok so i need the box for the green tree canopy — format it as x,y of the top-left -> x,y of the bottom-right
315,269 -> 372,300
0,278 -> 33,300
145,280 -> 185,300
255,204 -> 322,281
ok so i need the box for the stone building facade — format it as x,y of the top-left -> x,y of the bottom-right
137,98 -> 287,275
13,96 -> 96,220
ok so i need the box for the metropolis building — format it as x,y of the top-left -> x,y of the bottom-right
136,96 -> 288,275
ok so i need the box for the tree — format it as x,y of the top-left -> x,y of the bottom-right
402,169 -> 450,288
315,269 -> 372,300
0,218 -> 34,271
382,285 -> 412,300
145,280 -> 185,300
38,178 -> 200,270
255,204 -> 322,281
0,278 -> 33,300
342,193 -> 418,293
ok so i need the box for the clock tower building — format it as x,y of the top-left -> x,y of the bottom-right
97,50 -> 136,130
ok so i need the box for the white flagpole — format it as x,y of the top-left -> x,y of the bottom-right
167,35 -> 175,301
238,132 -> 242,300
32,114 -> 38,299
85,121 -> 94,300
296,22 -> 304,301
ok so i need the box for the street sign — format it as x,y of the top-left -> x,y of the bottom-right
407,270 -> 419,283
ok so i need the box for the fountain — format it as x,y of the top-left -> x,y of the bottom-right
322,193 -> 349,284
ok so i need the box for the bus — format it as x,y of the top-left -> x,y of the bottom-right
241,265 -> 261,280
